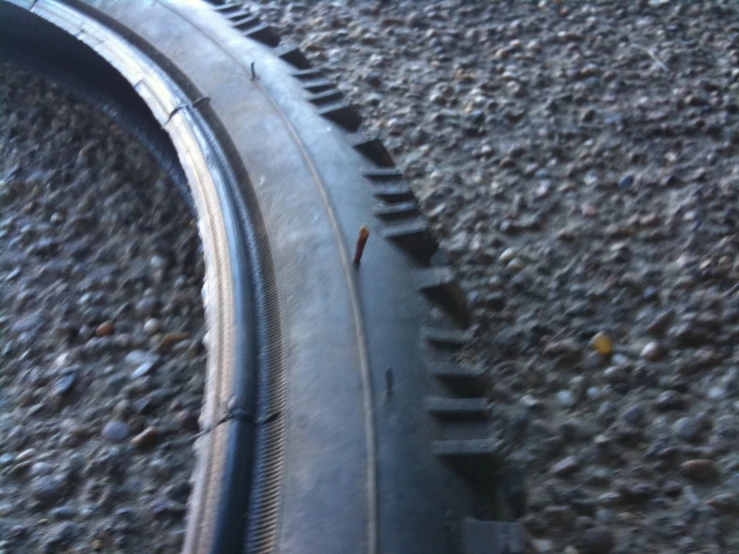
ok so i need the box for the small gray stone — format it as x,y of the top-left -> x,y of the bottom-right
30,461 -> 54,476
621,405 -> 643,426
32,476 -> 64,504
556,390 -> 576,408
707,387 -> 727,400
124,350 -> 160,368
654,390 -> 683,411
543,505 -> 576,528
51,505 -> 78,520
551,456 -> 580,477
581,527 -> 615,554
102,420 -> 130,443
674,417 -> 702,443
53,373 -> 76,397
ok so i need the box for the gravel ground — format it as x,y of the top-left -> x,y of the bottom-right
0,63 -> 205,553
249,1 -> 739,553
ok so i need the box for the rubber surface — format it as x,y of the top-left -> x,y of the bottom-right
0,1 -> 499,553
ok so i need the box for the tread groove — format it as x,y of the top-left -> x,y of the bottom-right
414,267 -> 471,327
349,134 -> 394,167
383,219 -> 439,261
242,23 -> 280,47
275,43 -> 312,69
316,101 -> 362,131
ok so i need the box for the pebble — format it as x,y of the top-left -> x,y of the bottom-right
603,366 -> 628,384
543,505 -> 576,528
581,527 -> 615,554
102,420 -> 130,442
124,349 -> 161,368
673,417 -> 702,443
16,447 -> 37,463
143,318 -> 162,335
30,461 -> 54,476
640,341 -> 663,361
53,373 -> 76,397
681,459 -> 719,481
551,456 -> 580,477
31,476 -> 64,504
591,332 -> 612,355
621,405 -> 643,426
556,390 -> 576,408
131,426 -> 159,450
654,390 -> 684,411
177,409 -> 200,432
51,505 -> 78,520
531,539 -> 554,554
706,493 -> 739,513
95,320 -> 114,336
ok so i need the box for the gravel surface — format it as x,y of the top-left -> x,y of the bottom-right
249,1 -> 739,552
0,63 -> 205,553
3,1 -> 739,552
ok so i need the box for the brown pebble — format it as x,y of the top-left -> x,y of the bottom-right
707,493 -> 739,513
177,409 -> 200,433
681,459 -> 718,481
159,332 -> 190,351
131,426 -> 159,449
95,321 -> 115,337
552,456 -> 581,477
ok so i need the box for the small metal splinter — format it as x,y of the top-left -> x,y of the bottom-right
353,224 -> 370,265
250,62 -> 256,80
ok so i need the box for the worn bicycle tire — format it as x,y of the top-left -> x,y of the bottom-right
0,1 -> 523,553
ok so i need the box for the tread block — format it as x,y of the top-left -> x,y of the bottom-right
316,102 -> 362,132
464,519 -> 528,554
424,396 -> 488,420
429,362 -> 486,396
231,14 -> 261,29
293,68 -> 324,80
372,201 -> 419,219
370,184 -> 414,201
302,79 -> 335,93
275,43 -> 312,69
432,439 -> 501,457
243,23 -> 281,47
308,89 -> 344,105
361,168 -> 404,181
433,439 -> 502,493
383,219 -> 439,260
214,4 -> 244,16
414,267 -> 470,327
350,135 -> 394,167
422,326 -> 472,348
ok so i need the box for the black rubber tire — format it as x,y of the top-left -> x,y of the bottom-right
0,2 -> 511,553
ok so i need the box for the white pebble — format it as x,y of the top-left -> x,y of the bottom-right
143,318 -> 162,335
499,247 -> 518,263
587,386 -> 603,400
507,258 -> 526,271
150,255 -> 168,269
707,387 -> 727,400
556,390 -> 576,408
